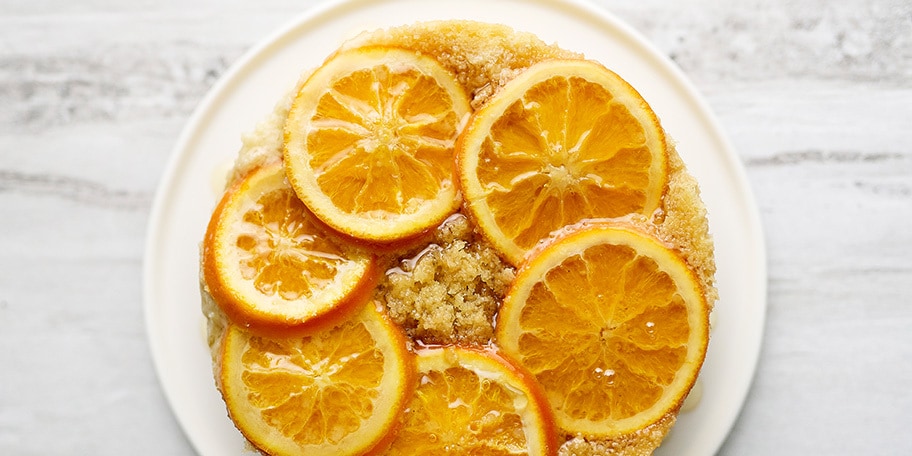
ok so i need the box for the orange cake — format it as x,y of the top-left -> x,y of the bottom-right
200,20 -> 716,456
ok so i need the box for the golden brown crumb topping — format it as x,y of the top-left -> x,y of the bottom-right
559,412 -> 677,456
377,214 -> 515,345
340,20 -> 581,108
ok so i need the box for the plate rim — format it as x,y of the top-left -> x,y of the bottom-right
143,0 -> 768,454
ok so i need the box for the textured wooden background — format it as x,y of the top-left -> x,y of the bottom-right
1,0 -> 910,454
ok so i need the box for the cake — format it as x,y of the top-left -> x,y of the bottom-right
200,20 -> 716,456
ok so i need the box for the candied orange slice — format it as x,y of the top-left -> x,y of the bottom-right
202,162 -> 376,336
457,59 -> 668,265
284,46 -> 471,243
495,221 -> 709,438
383,346 -> 557,455
219,302 -> 414,456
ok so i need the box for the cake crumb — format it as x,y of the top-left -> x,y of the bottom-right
378,214 -> 515,345
339,20 -> 581,108
656,147 -> 718,307
559,412 -> 676,456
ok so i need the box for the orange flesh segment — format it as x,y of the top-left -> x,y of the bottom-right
519,245 -> 688,421
308,66 -> 459,215
237,186 -> 349,300
203,163 -> 375,336
495,223 -> 708,438
384,347 -> 556,455
221,304 -> 413,456
480,77 -> 651,249
458,59 -> 667,265
390,366 -> 527,453
284,46 -> 470,243
240,319 -> 383,445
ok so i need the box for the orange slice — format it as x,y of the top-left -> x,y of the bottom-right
219,302 -> 414,456
494,221 -> 709,438
457,59 -> 668,265
383,346 -> 557,455
202,162 -> 376,337
284,46 -> 471,243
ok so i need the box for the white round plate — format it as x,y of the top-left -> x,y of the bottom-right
143,0 -> 767,454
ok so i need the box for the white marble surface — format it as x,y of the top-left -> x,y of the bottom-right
1,0 -> 910,454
